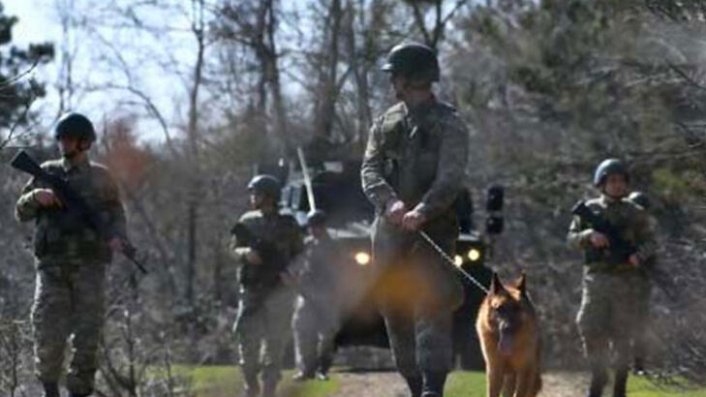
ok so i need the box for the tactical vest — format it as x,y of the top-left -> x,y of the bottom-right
581,203 -> 635,271
34,162 -> 112,261
237,211 -> 300,291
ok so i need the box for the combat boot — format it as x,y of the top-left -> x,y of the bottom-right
261,381 -> 277,397
403,375 -> 422,397
633,357 -> 646,376
586,367 -> 607,397
42,382 -> 60,397
241,372 -> 260,397
422,371 -> 447,397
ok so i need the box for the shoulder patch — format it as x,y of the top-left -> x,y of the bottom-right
381,104 -> 406,127
41,159 -> 63,170
383,102 -> 406,117
620,198 -> 643,213
435,100 -> 457,114
584,198 -> 605,211
89,161 -> 110,172
239,210 -> 262,223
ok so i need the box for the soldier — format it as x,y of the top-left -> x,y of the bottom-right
627,191 -> 655,375
230,174 -> 303,397
361,42 -> 469,397
291,210 -> 344,381
15,113 -> 128,397
568,159 -> 656,397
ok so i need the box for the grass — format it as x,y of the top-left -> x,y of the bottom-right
176,365 -> 340,397
627,376 -> 706,397
444,371 -> 706,397
445,371 -> 487,396
168,366 -> 706,397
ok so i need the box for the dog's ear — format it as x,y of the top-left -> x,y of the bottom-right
490,272 -> 505,295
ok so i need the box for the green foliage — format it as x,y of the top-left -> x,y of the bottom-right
652,167 -> 706,203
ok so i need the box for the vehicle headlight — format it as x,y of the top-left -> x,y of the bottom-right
454,255 -> 463,267
354,252 -> 371,266
467,248 -> 482,262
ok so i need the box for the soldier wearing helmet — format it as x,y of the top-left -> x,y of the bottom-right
230,174 -> 303,397
361,42 -> 468,397
568,159 -> 656,397
15,113 -> 127,397
291,209 -> 348,381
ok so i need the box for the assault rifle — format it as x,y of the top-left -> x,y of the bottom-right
10,150 -> 147,274
231,223 -> 328,309
572,200 -> 676,299
231,223 -> 289,288
571,200 -> 637,265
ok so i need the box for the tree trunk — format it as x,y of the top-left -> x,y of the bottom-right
185,0 -> 207,306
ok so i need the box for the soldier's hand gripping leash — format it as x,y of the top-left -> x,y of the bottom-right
10,150 -> 148,274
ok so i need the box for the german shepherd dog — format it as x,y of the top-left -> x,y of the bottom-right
476,273 -> 542,397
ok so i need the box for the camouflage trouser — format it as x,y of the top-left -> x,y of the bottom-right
292,295 -> 339,375
632,274 -> 652,362
576,271 -> 643,373
233,286 -> 295,394
31,259 -> 106,395
371,218 -> 463,379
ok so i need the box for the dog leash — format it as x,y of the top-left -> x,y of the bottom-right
418,230 -> 490,294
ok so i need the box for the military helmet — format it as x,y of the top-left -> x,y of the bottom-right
306,209 -> 327,227
628,191 -> 650,210
381,42 -> 440,82
247,174 -> 281,200
593,158 -> 629,186
54,113 -> 96,143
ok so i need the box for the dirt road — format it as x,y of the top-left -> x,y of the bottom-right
328,370 -> 589,397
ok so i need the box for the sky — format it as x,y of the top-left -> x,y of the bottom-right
3,0 -> 316,145
4,0 -> 187,143
2,0 -> 471,145
4,0 -> 56,45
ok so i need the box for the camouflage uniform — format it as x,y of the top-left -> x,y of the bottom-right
361,98 -> 468,395
292,234 -> 346,377
568,195 -> 656,396
627,196 -> 657,372
15,157 -> 126,396
230,209 -> 303,397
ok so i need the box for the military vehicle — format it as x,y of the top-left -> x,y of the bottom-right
273,154 -> 503,370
